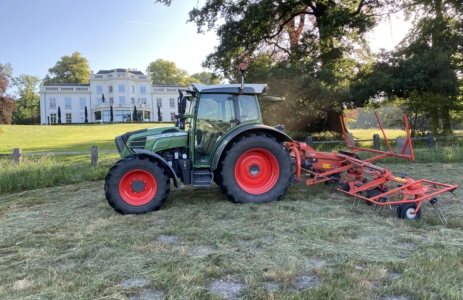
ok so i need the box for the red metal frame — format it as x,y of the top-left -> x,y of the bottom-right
285,112 -> 457,218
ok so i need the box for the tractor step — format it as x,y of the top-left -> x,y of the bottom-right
191,169 -> 214,187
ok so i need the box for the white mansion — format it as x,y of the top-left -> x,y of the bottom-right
39,68 -> 184,124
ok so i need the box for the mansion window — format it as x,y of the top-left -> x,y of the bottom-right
141,98 -> 147,104
66,113 -> 72,123
156,98 -> 162,107
97,86 -> 103,93
109,85 -> 113,93
80,98 -> 86,108
118,85 -> 125,92
50,113 -> 57,124
97,97 -> 102,105
130,85 -> 135,93
49,98 -> 56,109
170,112 -> 175,121
65,98 -> 72,108
140,86 -> 146,94
119,96 -> 125,105
170,98 -> 175,108
131,97 -> 135,104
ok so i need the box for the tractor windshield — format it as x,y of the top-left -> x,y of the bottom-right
194,94 -> 236,165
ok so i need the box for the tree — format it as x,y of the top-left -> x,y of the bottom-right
0,63 -> 17,124
156,0 -> 386,132
12,74 -> 41,124
399,0 -> 463,133
191,71 -> 220,85
43,52 -> 90,85
353,0 -> 463,134
146,59 -> 189,85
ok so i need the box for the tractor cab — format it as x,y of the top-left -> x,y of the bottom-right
179,83 -> 267,167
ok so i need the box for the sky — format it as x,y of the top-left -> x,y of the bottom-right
1,0 -> 411,88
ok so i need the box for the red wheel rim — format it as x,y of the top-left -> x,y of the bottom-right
235,148 -> 280,194
118,169 -> 157,206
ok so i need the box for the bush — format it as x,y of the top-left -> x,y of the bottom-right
287,130 -> 343,142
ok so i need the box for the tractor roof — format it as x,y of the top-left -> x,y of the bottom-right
191,83 -> 268,94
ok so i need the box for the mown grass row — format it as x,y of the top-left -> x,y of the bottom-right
1,162 -> 463,299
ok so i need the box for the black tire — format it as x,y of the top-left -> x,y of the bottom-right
341,182 -> 350,192
217,133 -> 293,204
366,189 -> 383,206
397,203 -> 421,219
104,155 -> 170,214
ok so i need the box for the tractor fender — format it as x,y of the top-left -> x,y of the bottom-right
132,149 -> 180,190
211,124 -> 293,171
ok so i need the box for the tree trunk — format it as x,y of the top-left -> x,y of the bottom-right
327,109 -> 343,133
441,105 -> 452,134
431,111 -> 439,133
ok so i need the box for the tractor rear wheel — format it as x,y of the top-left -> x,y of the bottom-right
218,133 -> 293,204
104,155 -> 170,214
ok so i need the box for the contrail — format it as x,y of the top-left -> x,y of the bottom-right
125,20 -> 181,28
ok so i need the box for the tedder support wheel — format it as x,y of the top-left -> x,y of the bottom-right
218,133 -> 293,204
104,155 -> 170,214
397,203 -> 421,220
366,189 -> 383,206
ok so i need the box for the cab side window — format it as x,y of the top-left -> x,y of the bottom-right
238,95 -> 259,121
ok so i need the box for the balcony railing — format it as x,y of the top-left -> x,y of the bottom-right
92,103 -> 151,109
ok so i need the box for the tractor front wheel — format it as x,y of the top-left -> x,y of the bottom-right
218,133 -> 293,204
104,155 -> 170,214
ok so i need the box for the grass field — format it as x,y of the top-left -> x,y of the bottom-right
1,124 -> 463,298
0,123 -> 173,153
1,163 -> 463,299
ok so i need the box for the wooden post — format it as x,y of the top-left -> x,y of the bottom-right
91,146 -> 98,165
373,134 -> 380,150
305,136 -> 314,148
13,148 -> 21,163
427,132 -> 435,148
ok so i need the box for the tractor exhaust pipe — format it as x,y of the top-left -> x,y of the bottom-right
239,63 -> 247,94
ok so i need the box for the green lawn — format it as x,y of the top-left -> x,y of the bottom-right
0,123 -> 174,154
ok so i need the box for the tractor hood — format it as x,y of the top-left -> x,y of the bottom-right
115,126 -> 188,157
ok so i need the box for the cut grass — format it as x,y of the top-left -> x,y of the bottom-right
1,163 -> 463,299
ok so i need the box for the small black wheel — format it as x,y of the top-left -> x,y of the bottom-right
366,189 -> 383,206
397,203 -> 421,219
341,182 -> 350,192
105,155 -> 170,214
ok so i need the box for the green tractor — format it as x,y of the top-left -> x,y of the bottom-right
104,71 -> 295,214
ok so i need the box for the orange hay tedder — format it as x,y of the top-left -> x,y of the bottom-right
285,112 -> 460,223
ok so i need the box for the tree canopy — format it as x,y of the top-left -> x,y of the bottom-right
0,63 -> 17,124
43,52 -> 90,85
156,0 -> 386,132
156,0 -> 463,134
353,0 -> 463,135
146,59 -> 218,86
12,74 -> 41,125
